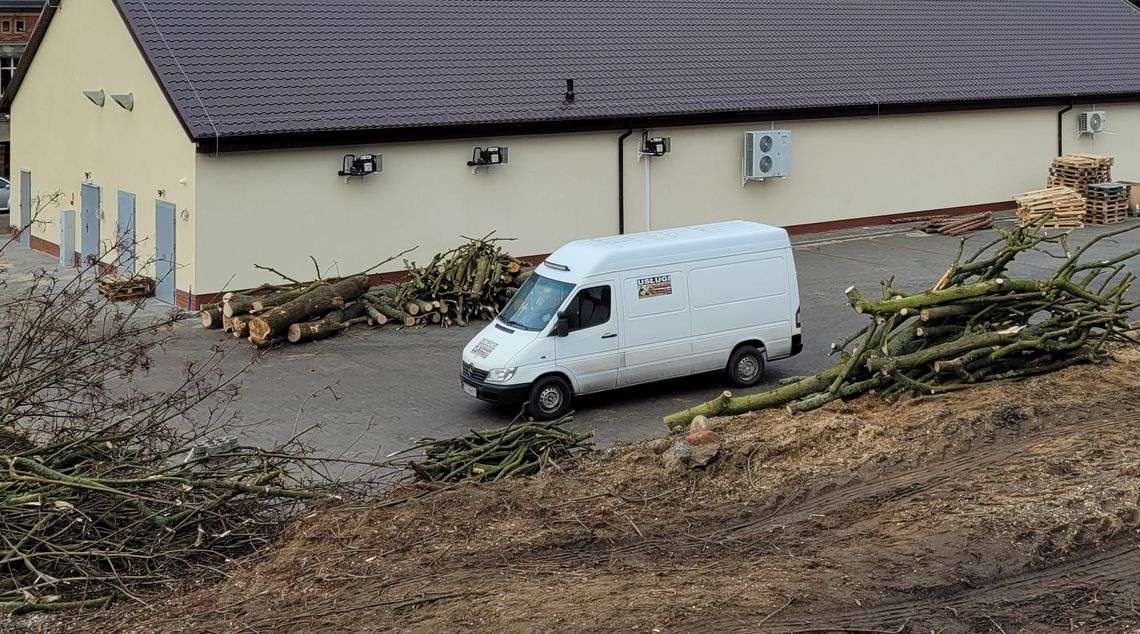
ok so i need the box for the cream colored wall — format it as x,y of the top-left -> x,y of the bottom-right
199,103 -> 1140,293
627,104 -> 1140,233
625,105 -> 1140,234
194,133 -> 619,291
10,0 -> 197,290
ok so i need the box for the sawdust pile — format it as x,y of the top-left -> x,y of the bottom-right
55,348 -> 1140,633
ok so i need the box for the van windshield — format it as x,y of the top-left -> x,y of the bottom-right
498,273 -> 574,331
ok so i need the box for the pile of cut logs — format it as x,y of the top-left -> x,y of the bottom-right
890,213 -> 992,236
201,235 -> 535,346
921,212 -> 994,236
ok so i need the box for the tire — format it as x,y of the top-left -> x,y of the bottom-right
726,345 -> 765,387
526,375 -> 572,420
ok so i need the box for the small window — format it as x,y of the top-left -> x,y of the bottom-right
567,286 -> 611,331
1,21 -> 11,33
15,20 -> 25,33
0,57 -> 17,96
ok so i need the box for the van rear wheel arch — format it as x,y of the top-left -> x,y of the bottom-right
726,342 -> 766,387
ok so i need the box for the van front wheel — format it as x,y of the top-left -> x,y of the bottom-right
726,346 -> 765,387
527,376 -> 572,421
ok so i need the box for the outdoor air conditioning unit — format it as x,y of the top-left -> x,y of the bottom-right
743,130 -> 790,180
1078,111 -> 1107,136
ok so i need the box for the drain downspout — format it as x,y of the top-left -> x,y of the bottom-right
617,122 -> 633,234
1058,98 -> 1074,156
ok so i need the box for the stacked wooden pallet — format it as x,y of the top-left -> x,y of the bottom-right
1013,186 -> 1086,228
1047,154 -> 1113,191
1084,182 -> 1132,225
97,274 -> 155,302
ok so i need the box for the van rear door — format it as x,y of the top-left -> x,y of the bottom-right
555,282 -> 620,393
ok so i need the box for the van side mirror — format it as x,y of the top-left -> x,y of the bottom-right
555,311 -> 569,337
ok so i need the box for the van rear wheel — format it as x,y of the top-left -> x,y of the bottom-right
726,346 -> 765,387
527,376 -> 572,421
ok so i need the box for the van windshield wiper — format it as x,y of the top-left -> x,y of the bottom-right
501,317 -> 532,331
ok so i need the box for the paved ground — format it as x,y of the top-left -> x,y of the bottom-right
5,216 -> 1140,460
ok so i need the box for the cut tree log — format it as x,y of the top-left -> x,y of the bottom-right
287,304 -> 369,344
231,315 -> 255,338
223,294 -> 257,318
247,276 -> 369,345
512,268 -> 534,287
363,303 -> 388,326
288,318 -> 349,344
251,287 -> 310,313
369,298 -> 416,327
200,307 -> 224,329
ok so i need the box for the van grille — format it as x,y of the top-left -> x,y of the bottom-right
462,362 -> 488,383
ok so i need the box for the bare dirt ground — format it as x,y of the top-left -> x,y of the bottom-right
32,348 -> 1140,633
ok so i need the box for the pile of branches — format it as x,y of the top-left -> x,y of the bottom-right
0,237 -> 385,613
399,416 -> 593,483
1,424 -> 360,613
395,233 -> 534,326
921,212 -> 994,236
665,219 -> 1140,430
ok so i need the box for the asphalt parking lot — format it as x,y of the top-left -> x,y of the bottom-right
6,215 -> 1140,459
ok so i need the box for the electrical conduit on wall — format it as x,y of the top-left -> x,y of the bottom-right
644,152 -> 652,231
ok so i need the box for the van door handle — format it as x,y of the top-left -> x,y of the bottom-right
602,333 -> 617,339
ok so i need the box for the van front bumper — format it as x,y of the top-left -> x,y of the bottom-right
460,376 -> 530,405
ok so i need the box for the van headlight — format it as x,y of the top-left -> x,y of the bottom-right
486,367 -> 518,383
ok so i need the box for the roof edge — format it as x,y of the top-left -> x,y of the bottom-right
0,0 -> 56,113
199,93 -> 1140,154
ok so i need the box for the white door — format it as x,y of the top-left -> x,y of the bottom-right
555,283 -> 620,393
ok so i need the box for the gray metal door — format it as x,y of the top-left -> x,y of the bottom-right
80,184 -> 100,266
59,209 -> 75,267
116,191 -> 136,274
155,200 -> 176,304
18,170 -> 30,248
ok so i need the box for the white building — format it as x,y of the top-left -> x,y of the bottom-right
5,0 -> 1140,307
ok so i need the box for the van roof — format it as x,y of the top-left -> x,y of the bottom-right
540,221 -> 790,280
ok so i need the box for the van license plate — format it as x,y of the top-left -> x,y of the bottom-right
463,383 -> 477,397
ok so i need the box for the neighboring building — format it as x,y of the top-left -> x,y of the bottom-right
4,0 -> 1140,308
0,0 -> 41,177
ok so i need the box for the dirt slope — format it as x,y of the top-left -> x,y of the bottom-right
60,348 -> 1140,633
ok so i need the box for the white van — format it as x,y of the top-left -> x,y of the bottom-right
460,221 -> 802,419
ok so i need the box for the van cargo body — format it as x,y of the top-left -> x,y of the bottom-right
460,221 -> 803,419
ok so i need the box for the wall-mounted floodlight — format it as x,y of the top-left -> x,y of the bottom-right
339,154 -> 381,182
468,146 -> 508,169
111,92 -> 134,111
83,89 -> 105,107
639,132 -> 671,157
